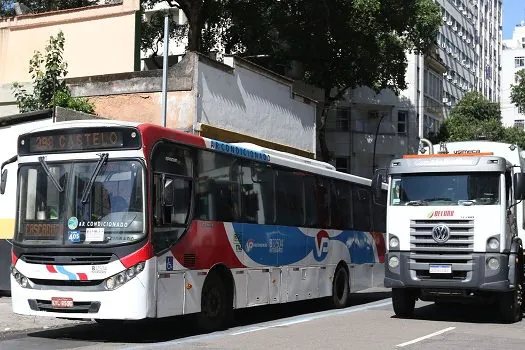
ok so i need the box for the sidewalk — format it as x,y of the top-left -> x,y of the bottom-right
0,296 -> 88,336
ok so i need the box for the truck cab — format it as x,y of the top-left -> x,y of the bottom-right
373,140 -> 525,323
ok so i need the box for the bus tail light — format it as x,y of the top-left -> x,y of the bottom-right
104,261 -> 145,291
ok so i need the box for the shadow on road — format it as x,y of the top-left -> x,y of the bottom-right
392,300 -> 510,324
25,291 -> 391,344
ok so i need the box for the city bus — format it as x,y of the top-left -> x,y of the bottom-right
8,120 -> 387,331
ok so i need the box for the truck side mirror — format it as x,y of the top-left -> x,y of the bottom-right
514,173 -> 525,200
371,169 -> 386,204
0,169 -> 7,195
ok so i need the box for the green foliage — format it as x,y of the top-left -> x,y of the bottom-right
437,91 -> 525,149
1,0 -> 98,17
11,31 -> 95,114
511,69 -> 525,113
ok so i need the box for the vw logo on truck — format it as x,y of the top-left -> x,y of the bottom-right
432,224 -> 451,243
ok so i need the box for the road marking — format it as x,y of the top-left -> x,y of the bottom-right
396,327 -> 456,348
122,298 -> 392,350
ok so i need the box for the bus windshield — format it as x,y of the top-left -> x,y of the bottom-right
15,159 -> 145,245
390,172 -> 501,206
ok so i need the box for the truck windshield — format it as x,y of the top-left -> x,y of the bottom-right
390,172 -> 501,206
15,160 -> 145,245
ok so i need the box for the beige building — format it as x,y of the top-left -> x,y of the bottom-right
0,0 -> 141,116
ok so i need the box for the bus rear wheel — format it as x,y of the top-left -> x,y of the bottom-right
197,273 -> 232,332
331,265 -> 349,309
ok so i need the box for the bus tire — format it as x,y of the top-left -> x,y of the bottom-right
331,265 -> 349,309
392,288 -> 416,318
95,319 -> 125,327
197,273 -> 232,332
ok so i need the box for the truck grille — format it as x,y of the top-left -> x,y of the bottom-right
20,252 -> 115,265
410,219 -> 474,280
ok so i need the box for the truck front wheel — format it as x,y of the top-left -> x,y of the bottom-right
500,251 -> 524,324
392,288 -> 416,318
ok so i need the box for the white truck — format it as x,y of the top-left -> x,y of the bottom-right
372,139 -> 525,323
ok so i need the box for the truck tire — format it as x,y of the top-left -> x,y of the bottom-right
392,288 -> 416,318
331,265 -> 349,309
197,273 -> 232,332
500,250 -> 524,324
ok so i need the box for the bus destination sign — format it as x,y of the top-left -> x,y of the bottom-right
19,127 -> 142,155
29,131 -> 124,153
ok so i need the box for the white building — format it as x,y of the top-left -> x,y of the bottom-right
501,21 -> 525,128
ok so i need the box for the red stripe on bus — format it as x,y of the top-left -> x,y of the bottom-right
46,265 -> 57,273
77,273 -> 88,281
11,250 -> 17,265
120,243 -> 154,268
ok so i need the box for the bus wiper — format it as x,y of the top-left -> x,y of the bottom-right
38,156 -> 63,192
81,153 -> 108,204
405,200 -> 426,206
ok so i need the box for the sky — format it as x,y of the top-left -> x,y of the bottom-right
503,0 -> 525,39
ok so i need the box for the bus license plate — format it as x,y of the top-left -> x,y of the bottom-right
429,264 -> 452,274
51,297 -> 73,308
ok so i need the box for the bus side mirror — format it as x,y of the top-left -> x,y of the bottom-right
514,173 -> 525,200
371,169 -> 386,204
0,169 -> 7,195
162,177 -> 174,206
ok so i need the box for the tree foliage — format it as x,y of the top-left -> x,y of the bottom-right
0,0 -> 98,17
511,69 -> 525,112
12,31 -> 95,114
436,91 -> 525,149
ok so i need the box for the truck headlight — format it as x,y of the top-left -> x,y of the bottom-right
389,235 -> 400,249
487,237 -> 499,251
104,262 -> 145,291
487,257 -> 500,270
388,256 -> 400,268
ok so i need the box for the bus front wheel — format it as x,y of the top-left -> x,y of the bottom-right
197,273 -> 232,332
331,265 -> 349,309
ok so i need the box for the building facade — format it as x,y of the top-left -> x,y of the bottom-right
501,22 -> 525,128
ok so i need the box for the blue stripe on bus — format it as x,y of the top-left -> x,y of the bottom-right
233,223 -> 377,266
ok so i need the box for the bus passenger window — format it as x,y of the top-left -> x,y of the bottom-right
275,169 -> 304,227
315,176 -> 331,228
240,162 -> 275,224
352,185 -> 372,231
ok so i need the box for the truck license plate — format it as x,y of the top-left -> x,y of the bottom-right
51,297 -> 73,308
429,264 -> 452,274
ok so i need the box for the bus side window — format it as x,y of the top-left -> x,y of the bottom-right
333,180 -> 352,230
304,175 -> 318,227
241,162 -> 274,224
275,168 -> 305,227
352,185 -> 372,231
315,176 -> 331,228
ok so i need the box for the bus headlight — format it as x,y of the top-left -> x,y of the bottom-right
10,266 -> 30,289
104,262 -> 146,291
389,235 -> 400,249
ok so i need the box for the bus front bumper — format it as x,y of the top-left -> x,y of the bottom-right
10,273 -> 152,320
384,251 -> 513,293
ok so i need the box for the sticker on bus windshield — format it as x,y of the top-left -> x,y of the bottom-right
67,217 -> 79,230
85,228 -> 105,242
68,230 -> 81,243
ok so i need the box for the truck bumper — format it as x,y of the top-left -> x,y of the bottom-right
384,251 -> 513,293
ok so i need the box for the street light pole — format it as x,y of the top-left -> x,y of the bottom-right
372,114 -> 387,177
161,10 -> 170,128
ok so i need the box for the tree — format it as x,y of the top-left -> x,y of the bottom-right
511,69 -> 525,113
212,0 -> 442,161
0,0 -> 98,17
12,31 -> 95,114
436,91 -> 525,149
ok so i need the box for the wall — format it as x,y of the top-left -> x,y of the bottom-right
501,24 -> 525,127
198,55 -> 317,156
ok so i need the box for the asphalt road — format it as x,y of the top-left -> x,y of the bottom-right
1,290 -> 525,350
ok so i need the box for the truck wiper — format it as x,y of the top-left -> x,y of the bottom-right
38,156 -> 63,192
81,153 -> 108,204
405,200 -> 426,206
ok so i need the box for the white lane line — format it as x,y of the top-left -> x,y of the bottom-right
396,327 -> 456,348
122,299 -> 392,349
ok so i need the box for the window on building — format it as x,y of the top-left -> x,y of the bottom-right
397,111 -> 408,135
519,107 -> 525,115
514,120 -> 524,130
516,57 -> 525,68
335,108 -> 350,131
335,157 -> 348,173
